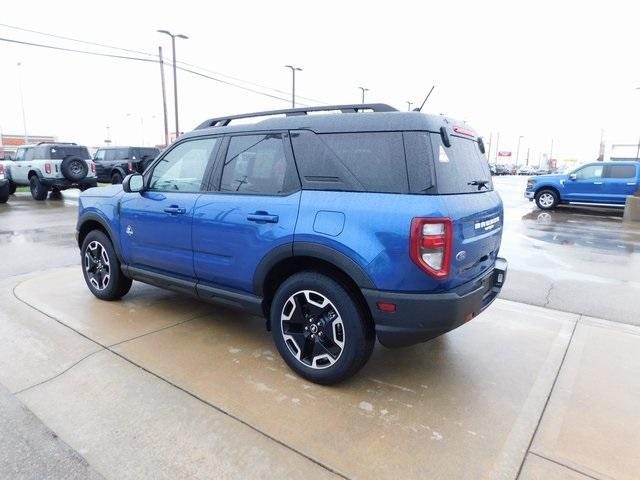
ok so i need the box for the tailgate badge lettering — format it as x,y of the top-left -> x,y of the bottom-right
474,216 -> 500,231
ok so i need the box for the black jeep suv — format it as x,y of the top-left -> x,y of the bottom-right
93,146 -> 160,184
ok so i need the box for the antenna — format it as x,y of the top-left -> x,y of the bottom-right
416,85 -> 435,112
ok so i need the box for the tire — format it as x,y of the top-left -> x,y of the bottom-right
0,183 -> 9,203
60,156 -> 88,181
81,230 -> 132,301
535,189 -> 558,210
270,272 -> 375,385
111,172 -> 123,185
29,175 -> 48,201
8,181 -> 16,195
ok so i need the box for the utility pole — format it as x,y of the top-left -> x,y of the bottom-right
515,135 -> 524,167
548,138 -> 554,169
17,62 -> 28,143
494,132 -> 500,164
358,86 -> 369,104
285,65 -> 302,108
158,46 -> 169,146
486,132 -> 493,161
406,101 -> 413,111
526,147 -> 530,165
157,30 -> 188,139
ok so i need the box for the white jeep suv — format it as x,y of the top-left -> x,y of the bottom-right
9,143 -> 97,200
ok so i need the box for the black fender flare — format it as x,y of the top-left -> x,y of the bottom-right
111,166 -> 127,179
76,212 -> 124,262
27,168 -> 44,180
252,241 -> 376,296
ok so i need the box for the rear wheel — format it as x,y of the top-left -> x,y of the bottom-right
81,230 -> 132,300
8,181 -> 16,195
29,176 -> 48,201
270,272 -> 374,384
0,183 -> 9,203
111,172 -> 123,185
535,189 -> 558,210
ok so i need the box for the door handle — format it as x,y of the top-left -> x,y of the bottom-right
593,182 -> 603,185
163,206 -> 186,215
247,211 -> 279,223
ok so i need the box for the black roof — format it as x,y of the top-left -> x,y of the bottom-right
182,104 -> 474,140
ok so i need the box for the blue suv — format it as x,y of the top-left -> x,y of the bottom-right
77,104 -> 507,384
525,161 -> 640,210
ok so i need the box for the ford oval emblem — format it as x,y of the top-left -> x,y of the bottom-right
456,251 -> 467,261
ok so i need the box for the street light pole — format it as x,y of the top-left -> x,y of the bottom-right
548,138 -> 554,169
17,62 -> 28,143
515,135 -> 524,167
158,46 -> 169,146
158,30 -> 188,139
358,86 -> 369,104
635,88 -> 640,160
406,101 -> 413,111
284,65 -> 302,108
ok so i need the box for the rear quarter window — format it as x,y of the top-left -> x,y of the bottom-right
291,130 -> 407,193
606,164 -> 637,179
48,146 -> 91,160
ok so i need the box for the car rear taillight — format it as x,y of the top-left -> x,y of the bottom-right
128,162 -> 134,172
0,164 -> 4,175
410,218 -> 452,278
44,163 -> 52,174
91,162 -> 96,173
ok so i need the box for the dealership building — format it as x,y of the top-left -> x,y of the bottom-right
0,133 -> 57,159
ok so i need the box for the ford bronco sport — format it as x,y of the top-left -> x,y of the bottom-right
77,104 -> 507,384
93,146 -> 160,184
10,143 -> 97,200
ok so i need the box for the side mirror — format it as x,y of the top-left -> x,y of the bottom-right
569,173 -> 577,181
122,174 -> 144,193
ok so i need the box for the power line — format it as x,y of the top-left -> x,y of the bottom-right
0,22 -> 329,105
0,36 -> 309,105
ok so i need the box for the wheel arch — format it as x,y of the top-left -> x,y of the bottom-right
535,184 -> 561,199
77,213 -> 123,263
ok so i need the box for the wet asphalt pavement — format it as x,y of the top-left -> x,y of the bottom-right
2,177 -> 639,323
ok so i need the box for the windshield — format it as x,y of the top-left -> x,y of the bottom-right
48,146 -> 91,160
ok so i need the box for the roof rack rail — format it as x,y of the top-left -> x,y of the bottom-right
196,103 -> 398,129
37,141 -> 77,145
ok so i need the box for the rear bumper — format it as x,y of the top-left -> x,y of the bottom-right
40,177 -> 97,189
363,258 -> 507,348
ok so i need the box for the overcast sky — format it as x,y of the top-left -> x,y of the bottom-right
1,0 -> 638,164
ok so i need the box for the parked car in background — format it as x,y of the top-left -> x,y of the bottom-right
517,165 -> 536,176
493,164 -> 510,175
534,167 -> 550,175
77,103 -> 507,384
525,161 -> 640,209
9,143 -> 97,200
0,157 -> 16,195
93,146 -> 160,184
0,166 -> 9,203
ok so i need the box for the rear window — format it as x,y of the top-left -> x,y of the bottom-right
139,148 -> 160,159
606,164 -> 637,179
429,133 -> 492,194
291,130 -> 407,193
48,146 -> 91,160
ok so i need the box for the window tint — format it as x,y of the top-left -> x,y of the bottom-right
139,148 -> 160,159
94,150 -> 106,162
574,165 -> 603,180
320,133 -> 407,193
32,146 -> 48,159
15,149 -> 25,161
149,137 -> 218,192
606,164 -> 636,179
429,134 -> 492,194
220,134 -> 294,195
113,148 -> 129,160
48,146 -> 91,159
403,132 -> 435,193
24,148 -> 36,161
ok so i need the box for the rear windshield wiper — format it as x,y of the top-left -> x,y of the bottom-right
467,179 -> 490,190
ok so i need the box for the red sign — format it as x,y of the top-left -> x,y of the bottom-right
497,151 -> 512,157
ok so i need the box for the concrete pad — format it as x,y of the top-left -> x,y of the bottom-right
0,275 -> 101,393
531,317 -> 640,480
518,454 -> 593,480
111,299 -> 577,479
17,350 -> 338,480
13,267 -> 216,345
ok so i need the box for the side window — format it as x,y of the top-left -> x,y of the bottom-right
574,165 -> 603,180
15,148 -> 25,161
24,148 -> 36,161
104,150 -> 116,162
606,165 -> 637,179
94,150 -> 106,162
149,137 -> 219,192
403,132 -> 435,193
220,134 -> 296,195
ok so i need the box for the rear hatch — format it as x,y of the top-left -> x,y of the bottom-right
406,128 -> 503,288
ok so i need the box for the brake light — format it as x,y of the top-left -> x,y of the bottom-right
453,126 -> 475,138
44,163 -> 52,174
91,162 -> 96,173
410,218 -> 452,278
0,164 -> 4,175
128,162 -> 134,172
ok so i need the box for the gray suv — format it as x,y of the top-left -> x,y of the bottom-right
9,143 -> 97,200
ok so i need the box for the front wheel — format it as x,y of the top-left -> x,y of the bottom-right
8,181 -> 16,195
270,272 -> 374,384
29,176 -> 48,201
81,230 -> 132,300
535,189 -> 558,210
0,183 -> 9,203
